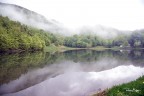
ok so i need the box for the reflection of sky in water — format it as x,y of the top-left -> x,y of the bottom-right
1,58 -> 144,96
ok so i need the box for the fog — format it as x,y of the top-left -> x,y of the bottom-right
78,25 -> 132,39
1,0 -> 144,31
0,2 -> 135,38
0,3 -> 72,36
0,58 -> 144,96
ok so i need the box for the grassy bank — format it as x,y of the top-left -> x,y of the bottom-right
92,76 -> 144,96
107,76 -> 144,96
44,44 -> 60,53
44,45 -> 83,53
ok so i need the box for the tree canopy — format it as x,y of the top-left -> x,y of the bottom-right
0,16 -> 144,52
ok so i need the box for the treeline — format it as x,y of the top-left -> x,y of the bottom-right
64,34 -> 113,48
1,16 -> 144,52
0,16 -> 63,52
64,31 -> 144,48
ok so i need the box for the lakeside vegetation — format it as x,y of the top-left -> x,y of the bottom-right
0,16 -> 63,52
1,16 -> 144,53
107,76 -> 144,96
93,76 -> 144,96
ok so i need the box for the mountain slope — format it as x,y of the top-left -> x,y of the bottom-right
0,2 -> 134,37
0,2 -> 69,34
0,16 -> 45,52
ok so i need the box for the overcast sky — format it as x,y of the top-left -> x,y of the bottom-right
1,0 -> 144,30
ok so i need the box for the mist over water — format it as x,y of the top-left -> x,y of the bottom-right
0,50 -> 144,96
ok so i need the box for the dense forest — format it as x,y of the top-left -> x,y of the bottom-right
0,16 -> 144,52
0,16 -> 63,52
64,30 -> 144,48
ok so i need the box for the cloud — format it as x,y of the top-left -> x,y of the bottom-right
1,0 -> 144,30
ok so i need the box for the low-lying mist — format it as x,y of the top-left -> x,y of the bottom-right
0,2 -> 136,38
78,25 -> 133,39
0,3 -> 72,35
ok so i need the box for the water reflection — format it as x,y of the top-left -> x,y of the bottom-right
1,65 -> 144,96
0,49 -> 144,96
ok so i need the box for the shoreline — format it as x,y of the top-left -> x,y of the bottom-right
1,46 -> 144,54
91,76 -> 144,96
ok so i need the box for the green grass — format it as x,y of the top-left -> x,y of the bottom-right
44,44 -> 60,53
43,45 -> 79,53
44,45 -> 91,53
107,76 -> 144,96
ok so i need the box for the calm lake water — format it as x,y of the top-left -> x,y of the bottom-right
0,49 -> 144,96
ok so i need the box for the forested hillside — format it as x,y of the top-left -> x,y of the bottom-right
0,16 -> 63,52
1,15 -> 144,52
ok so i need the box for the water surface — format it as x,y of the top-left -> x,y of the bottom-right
0,50 -> 144,96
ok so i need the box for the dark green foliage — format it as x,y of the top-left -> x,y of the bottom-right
107,76 -> 144,96
64,34 -> 117,48
128,31 -> 144,48
64,35 -> 96,48
64,31 -> 144,48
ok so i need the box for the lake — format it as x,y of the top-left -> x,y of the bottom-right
0,49 -> 144,96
